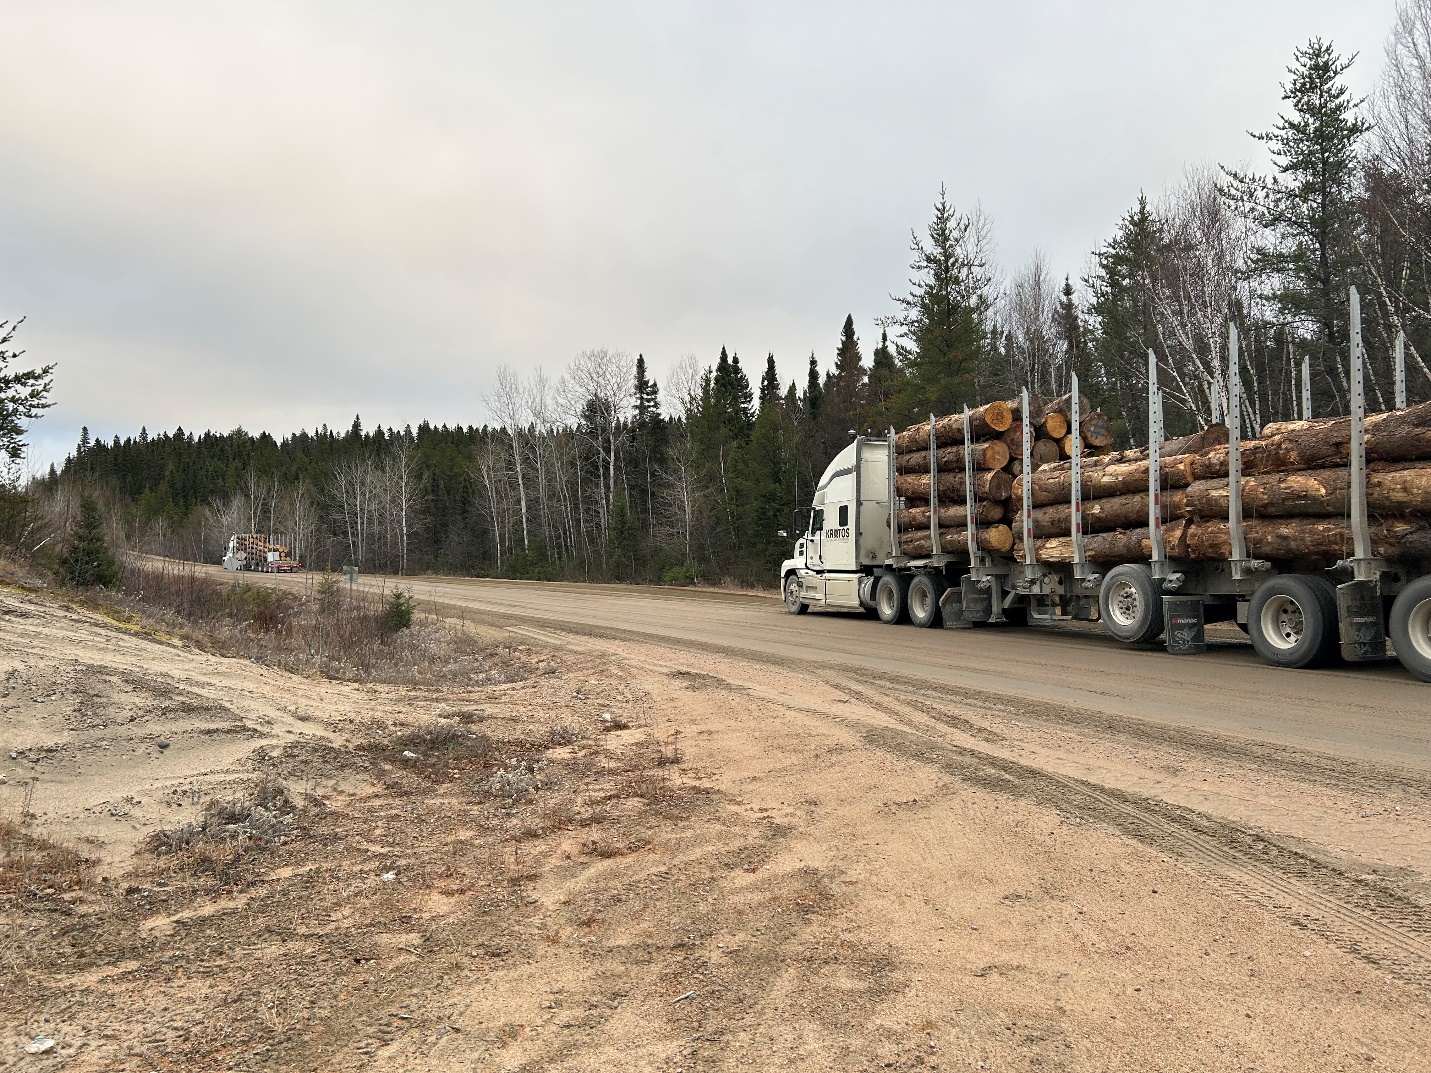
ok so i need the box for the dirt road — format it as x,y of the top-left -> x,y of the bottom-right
248,569 -> 1431,771
7,571 -> 1431,1070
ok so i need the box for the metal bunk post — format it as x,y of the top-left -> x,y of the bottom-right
1020,388 -> 1037,582
887,427 -> 903,566
1147,350 -> 1167,579
928,414 -> 941,559
1339,287 -> 1387,660
1227,324 -> 1258,580
1070,373 -> 1090,581
1396,330 -> 1407,410
1301,356 -> 1312,422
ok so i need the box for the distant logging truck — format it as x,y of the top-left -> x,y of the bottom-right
223,533 -> 301,573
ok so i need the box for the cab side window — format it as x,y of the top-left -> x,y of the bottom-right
838,505 -> 849,527
810,508 -> 824,535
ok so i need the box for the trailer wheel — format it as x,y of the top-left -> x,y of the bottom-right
907,574 -> 946,628
1098,564 -> 1164,644
1389,577 -> 1431,682
1247,575 -> 1338,669
875,574 -> 910,624
783,573 -> 809,615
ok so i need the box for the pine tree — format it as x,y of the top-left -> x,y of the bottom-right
863,328 -> 903,433
1054,276 -> 1087,395
1223,38 -> 1370,411
819,314 -> 867,461
1086,194 -> 1165,444
0,318 -> 53,462
60,494 -> 119,587
759,353 -> 781,408
802,352 -> 823,419
892,185 -> 997,417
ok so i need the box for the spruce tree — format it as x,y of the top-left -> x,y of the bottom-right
1054,276 -> 1087,395
819,314 -> 867,461
1086,194 -> 1165,444
60,494 -> 119,588
863,328 -> 903,434
1222,38 -> 1370,411
0,318 -> 53,462
759,353 -> 781,408
802,352 -> 823,419
891,185 -> 996,416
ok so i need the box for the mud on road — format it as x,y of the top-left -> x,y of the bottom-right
3,575 -> 1430,1071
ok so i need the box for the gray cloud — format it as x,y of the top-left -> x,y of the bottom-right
0,0 -> 1397,469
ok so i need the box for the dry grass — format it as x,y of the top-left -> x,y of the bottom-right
104,559 -> 530,686
0,819 -> 92,897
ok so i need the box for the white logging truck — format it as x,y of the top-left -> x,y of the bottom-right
780,288 -> 1431,682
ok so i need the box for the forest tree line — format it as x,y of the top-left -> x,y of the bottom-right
23,7 -> 1431,586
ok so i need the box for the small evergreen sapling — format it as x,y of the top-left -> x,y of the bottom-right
60,494 -> 119,588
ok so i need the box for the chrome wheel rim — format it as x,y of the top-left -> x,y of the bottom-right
1260,595 -> 1306,651
1107,579 -> 1141,628
1407,598 -> 1431,661
785,576 -> 802,610
877,583 -> 896,618
911,583 -> 931,620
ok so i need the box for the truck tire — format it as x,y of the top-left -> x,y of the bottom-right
783,573 -> 808,615
907,574 -> 946,628
1247,575 -> 1339,669
875,574 -> 910,624
1389,576 -> 1431,682
1098,564 -> 1164,644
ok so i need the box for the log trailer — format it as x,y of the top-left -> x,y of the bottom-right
779,288 -> 1431,682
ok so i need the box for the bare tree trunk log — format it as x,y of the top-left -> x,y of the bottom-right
1013,454 -> 1197,507
1047,393 -> 1090,420
1181,461 -> 1431,518
894,440 -> 1010,474
1183,517 -> 1431,562
1191,399 -> 1431,479
1059,434 -> 1075,458
1039,411 -> 1069,440
900,524 -> 1014,557
893,502 -> 1005,529
1032,439 -> 1061,467
1035,424 -> 1228,473
1028,489 -> 1188,538
893,401 -> 1014,452
1008,395 -> 1046,426
1019,521 -> 1190,564
896,470 -> 1014,501
1081,411 -> 1114,447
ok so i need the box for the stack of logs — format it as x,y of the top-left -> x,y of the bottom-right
892,395 -> 1431,564
891,394 -> 1115,556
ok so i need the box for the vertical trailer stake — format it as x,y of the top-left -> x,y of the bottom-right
1020,387 -> 1037,583
1070,374 -> 1092,582
887,426 -> 903,566
1226,325 -> 1261,580
1302,355 -> 1313,423
1339,286 -> 1387,660
1147,350 -> 1167,579
1396,330 -> 1408,410
928,414 -> 941,559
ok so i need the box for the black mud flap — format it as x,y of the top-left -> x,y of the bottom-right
1337,579 -> 1388,662
939,586 -> 970,629
959,577 -> 993,624
1162,596 -> 1207,655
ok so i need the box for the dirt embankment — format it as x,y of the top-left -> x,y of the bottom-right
1,583 -> 1428,1071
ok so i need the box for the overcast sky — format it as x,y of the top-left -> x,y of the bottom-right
1,1 -> 1400,470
